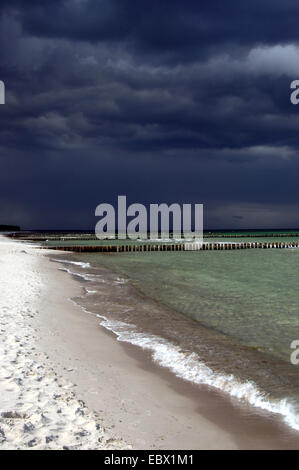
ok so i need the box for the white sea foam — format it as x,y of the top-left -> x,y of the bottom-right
53,259 -> 124,286
57,266 -> 98,282
94,314 -> 299,432
114,277 -> 127,285
51,258 -> 91,269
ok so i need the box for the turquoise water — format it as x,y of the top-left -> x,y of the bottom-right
47,238 -> 299,431
90,249 -> 299,362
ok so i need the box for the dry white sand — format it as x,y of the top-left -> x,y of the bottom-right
0,236 -> 129,450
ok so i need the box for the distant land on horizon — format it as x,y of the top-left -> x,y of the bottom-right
0,225 -> 20,232
10,227 -> 299,235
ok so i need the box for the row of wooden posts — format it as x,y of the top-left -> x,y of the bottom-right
10,233 -> 299,241
41,241 -> 299,253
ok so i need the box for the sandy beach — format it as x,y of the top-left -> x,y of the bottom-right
1,236 -> 299,450
0,236 -> 129,450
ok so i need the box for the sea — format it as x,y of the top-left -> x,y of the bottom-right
41,230 -> 299,432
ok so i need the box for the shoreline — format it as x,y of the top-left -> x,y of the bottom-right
1,237 -> 299,449
52,251 -> 299,434
38,248 -> 299,448
37,253 -> 237,449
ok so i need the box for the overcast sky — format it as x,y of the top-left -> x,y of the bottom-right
1,1 -> 299,229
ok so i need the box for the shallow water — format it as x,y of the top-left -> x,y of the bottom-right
84,249 -> 299,362
49,244 -> 299,432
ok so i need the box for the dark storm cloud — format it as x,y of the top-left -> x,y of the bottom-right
1,1 -> 299,229
7,1 -> 299,60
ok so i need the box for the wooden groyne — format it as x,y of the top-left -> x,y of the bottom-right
9,232 -> 299,242
39,241 -> 299,253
